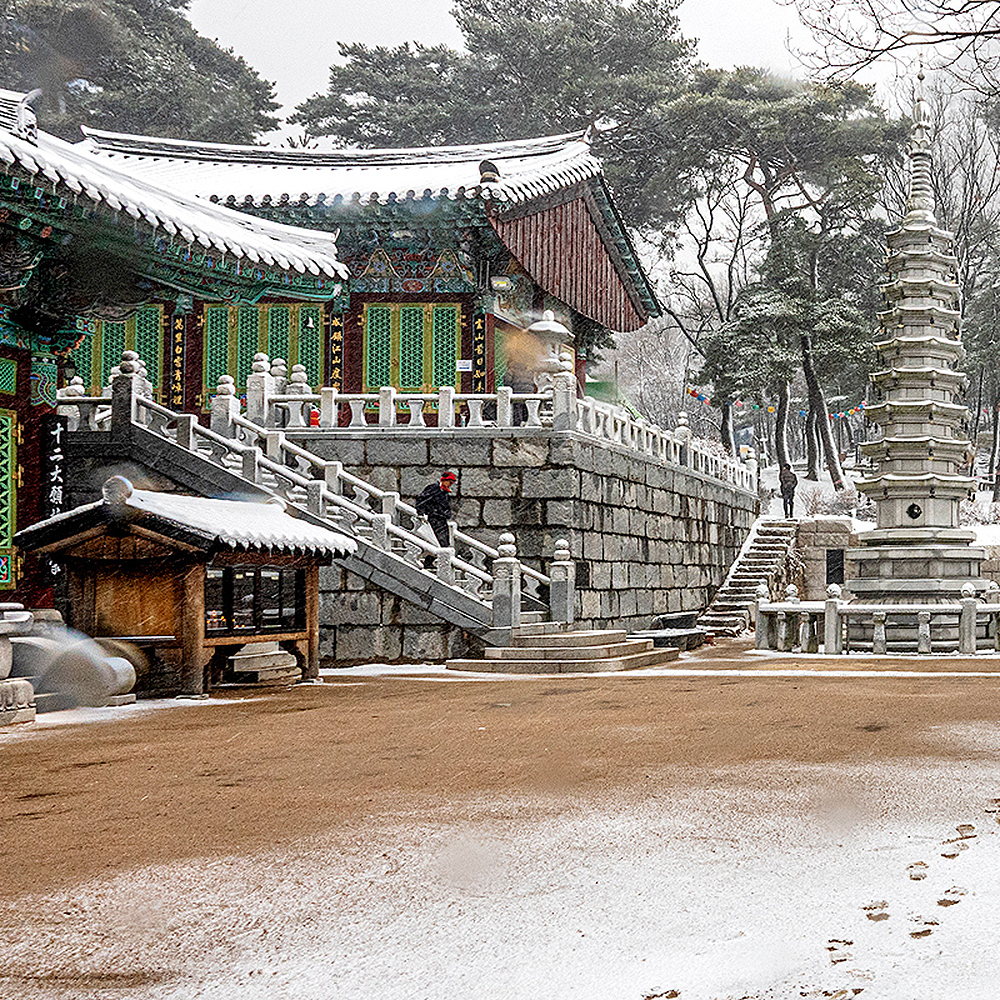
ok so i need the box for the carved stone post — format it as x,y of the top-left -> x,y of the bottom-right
551,352 -> 578,432
210,376 -> 240,439
754,582 -> 769,648
284,364 -> 310,427
675,411 -> 692,467
246,353 -> 273,425
959,582 -> 978,654
110,353 -> 145,438
781,584 -> 799,652
824,583 -> 842,655
491,532 -> 521,629
549,538 -> 575,624
438,385 -> 455,429
918,610 -> 932,654
320,386 -> 338,427
872,610 -> 887,655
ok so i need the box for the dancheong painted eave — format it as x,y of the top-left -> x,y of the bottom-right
0,89 -> 347,280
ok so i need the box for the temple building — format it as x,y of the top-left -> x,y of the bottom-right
76,127 -> 659,404
0,87 -> 660,607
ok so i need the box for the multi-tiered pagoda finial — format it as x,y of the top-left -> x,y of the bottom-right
847,70 -> 985,604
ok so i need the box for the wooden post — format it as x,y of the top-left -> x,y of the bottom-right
304,564 -> 320,681
179,563 -> 207,695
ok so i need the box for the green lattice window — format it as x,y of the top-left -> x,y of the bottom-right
268,306 -> 290,365
0,358 -> 16,396
201,303 -> 326,402
134,308 -> 162,388
399,307 -> 424,390
70,308 -> 164,397
363,302 -> 461,392
432,306 -> 459,387
203,306 -> 230,394
100,322 -> 126,386
236,306 -> 260,388
365,305 -> 392,389
0,408 -> 16,589
297,306 -> 323,385
494,327 -> 507,388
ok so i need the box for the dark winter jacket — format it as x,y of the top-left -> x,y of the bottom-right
415,483 -> 452,522
778,468 -> 798,496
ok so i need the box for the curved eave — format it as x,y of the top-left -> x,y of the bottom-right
0,130 -> 347,282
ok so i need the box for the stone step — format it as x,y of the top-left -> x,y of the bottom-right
509,629 -> 628,648
486,639 -> 654,660
630,627 -> 706,651
519,611 -> 547,624
447,645 -> 680,674
511,621 -> 574,637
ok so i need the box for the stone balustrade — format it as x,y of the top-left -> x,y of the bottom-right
755,582 -> 1000,655
239,353 -> 757,495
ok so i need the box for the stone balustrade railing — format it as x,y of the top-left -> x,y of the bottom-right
242,353 -> 757,495
755,582 -> 1000,655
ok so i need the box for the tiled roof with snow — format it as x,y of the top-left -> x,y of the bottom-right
123,488 -> 357,556
0,89 -> 347,279
15,478 -> 357,558
79,128 -> 603,208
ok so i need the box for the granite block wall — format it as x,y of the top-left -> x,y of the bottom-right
289,428 -> 758,662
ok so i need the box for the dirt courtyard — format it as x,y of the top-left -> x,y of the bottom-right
3,647 -> 1000,999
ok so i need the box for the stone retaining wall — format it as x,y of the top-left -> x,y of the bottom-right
289,428 -> 758,663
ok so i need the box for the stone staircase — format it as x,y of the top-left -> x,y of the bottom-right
446,615 -> 681,673
698,520 -> 798,636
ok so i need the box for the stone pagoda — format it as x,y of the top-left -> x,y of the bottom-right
848,74 -> 986,602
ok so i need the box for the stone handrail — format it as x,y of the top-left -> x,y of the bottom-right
755,582 -> 1000,655
136,396 -> 505,615
226,409 -> 550,606
242,353 -> 757,495
264,386 -> 554,431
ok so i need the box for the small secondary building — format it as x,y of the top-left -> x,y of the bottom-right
14,475 -> 356,694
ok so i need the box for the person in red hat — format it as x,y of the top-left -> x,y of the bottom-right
415,471 -> 457,548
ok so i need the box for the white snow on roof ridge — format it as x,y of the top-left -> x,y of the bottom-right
124,489 -> 357,556
0,94 -> 348,280
78,125 -> 603,208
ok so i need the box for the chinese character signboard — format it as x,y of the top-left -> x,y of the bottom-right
170,314 -> 185,408
328,312 -> 344,390
473,313 -> 487,393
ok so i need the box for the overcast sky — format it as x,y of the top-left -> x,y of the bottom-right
187,0 -> 813,129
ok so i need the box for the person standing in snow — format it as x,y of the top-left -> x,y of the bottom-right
415,471 -> 457,547
779,463 -> 798,519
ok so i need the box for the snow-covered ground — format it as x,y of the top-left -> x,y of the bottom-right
4,740 -> 1000,999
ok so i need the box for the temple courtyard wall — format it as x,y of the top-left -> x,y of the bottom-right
285,428 -> 758,663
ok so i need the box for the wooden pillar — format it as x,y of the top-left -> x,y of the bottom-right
179,563 -> 207,694
304,563 -> 320,680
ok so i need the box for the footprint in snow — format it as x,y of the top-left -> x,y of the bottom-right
909,915 -> 939,938
940,823 -> 976,858
862,900 -> 889,922
937,886 -> 967,907
826,938 -> 854,964
907,861 -> 929,880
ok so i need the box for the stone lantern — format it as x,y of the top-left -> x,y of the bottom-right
526,309 -> 574,393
